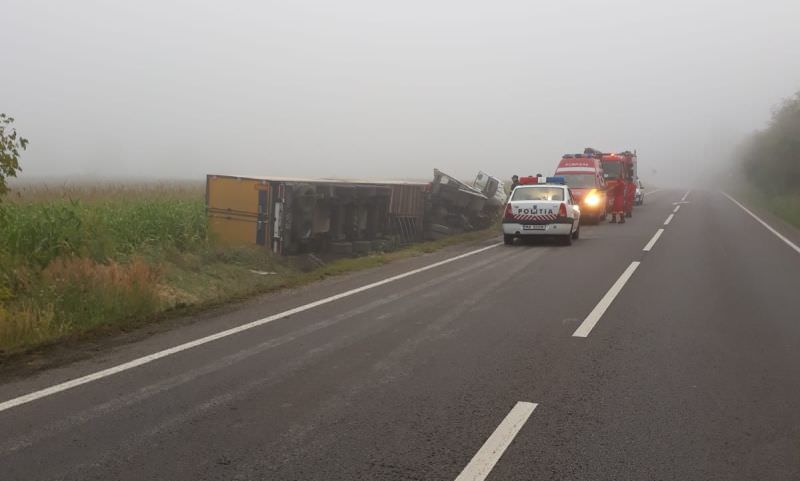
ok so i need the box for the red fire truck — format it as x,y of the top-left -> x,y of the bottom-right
554,151 -> 607,224
599,150 -> 637,223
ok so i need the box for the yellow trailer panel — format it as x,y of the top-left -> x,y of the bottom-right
208,213 -> 262,245
207,175 -> 270,245
207,175 -> 269,216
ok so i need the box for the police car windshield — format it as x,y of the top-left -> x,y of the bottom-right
511,187 -> 564,201
557,174 -> 596,188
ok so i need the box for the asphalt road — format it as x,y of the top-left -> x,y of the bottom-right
1,188 -> 799,481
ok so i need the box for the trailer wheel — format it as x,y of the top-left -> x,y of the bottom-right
503,234 -> 514,245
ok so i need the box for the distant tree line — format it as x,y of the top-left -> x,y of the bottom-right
738,92 -> 800,195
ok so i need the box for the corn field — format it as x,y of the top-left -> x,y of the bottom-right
0,183 -> 211,354
0,198 -> 208,268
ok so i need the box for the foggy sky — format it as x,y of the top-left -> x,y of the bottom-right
3,0 -> 800,186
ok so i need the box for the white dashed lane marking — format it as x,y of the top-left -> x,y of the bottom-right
643,229 -> 665,252
454,402 -> 537,481
573,262 -> 641,338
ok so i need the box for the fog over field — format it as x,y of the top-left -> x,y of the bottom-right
3,0 -> 799,186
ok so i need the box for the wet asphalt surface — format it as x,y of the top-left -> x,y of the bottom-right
1,189 -> 799,481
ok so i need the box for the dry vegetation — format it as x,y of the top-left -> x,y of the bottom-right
6,180 -> 205,203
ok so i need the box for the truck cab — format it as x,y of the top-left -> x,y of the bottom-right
554,153 -> 607,224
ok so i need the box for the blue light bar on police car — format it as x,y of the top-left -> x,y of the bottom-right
545,176 -> 566,184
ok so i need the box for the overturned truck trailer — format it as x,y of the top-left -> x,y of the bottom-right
207,175 -> 427,255
425,169 -> 507,239
207,170 -> 506,255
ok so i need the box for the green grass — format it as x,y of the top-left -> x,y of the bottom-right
0,184 -> 498,359
0,198 -> 207,268
737,183 -> 800,229
764,194 -> 800,228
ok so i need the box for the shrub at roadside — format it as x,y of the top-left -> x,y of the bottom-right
737,91 -> 800,226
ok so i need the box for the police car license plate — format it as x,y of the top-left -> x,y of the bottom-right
523,225 -> 546,231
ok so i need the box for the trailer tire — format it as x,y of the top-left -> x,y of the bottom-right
503,234 -> 514,245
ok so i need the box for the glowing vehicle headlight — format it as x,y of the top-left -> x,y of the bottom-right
584,192 -> 600,207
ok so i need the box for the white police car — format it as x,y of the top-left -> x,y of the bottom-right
502,177 -> 581,245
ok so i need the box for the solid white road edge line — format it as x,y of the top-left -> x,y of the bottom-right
643,229 -> 665,252
664,214 -> 674,225
643,189 -> 663,197
722,192 -> 800,255
573,262 -> 640,338
0,242 -> 503,414
681,189 -> 691,201
673,205 -> 681,213
454,402 -> 537,481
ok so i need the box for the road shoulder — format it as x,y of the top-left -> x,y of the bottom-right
0,234 -> 501,383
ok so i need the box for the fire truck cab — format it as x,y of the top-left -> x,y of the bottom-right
554,152 -> 607,224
